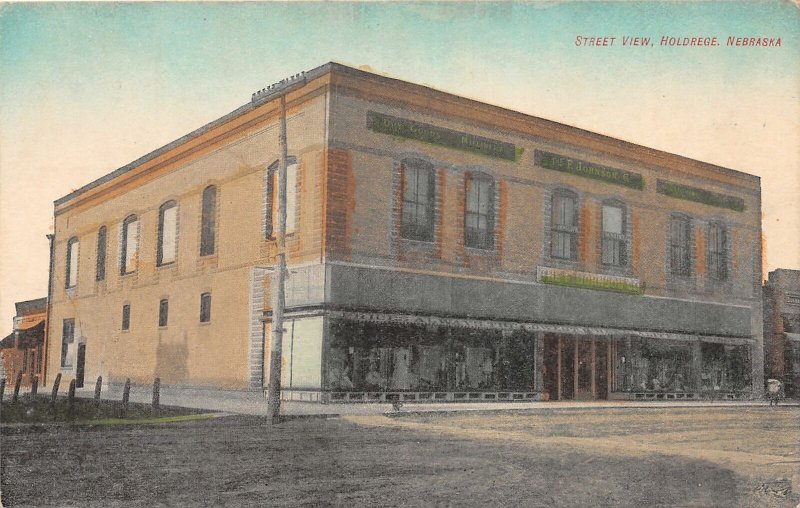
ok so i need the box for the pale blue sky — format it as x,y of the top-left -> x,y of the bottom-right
1,2 -> 798,326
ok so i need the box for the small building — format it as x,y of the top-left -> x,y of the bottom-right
45,63 -> 764,402
1,297 -> 47,387
763,269 -> 800,397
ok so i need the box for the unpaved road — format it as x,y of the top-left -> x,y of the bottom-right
2,407 -> 798,506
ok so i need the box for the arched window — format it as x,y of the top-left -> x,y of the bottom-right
601,201 -> 627,267
707,222 -> 728,280
551,190 -> 578,260
96,226 -> 107,281
157,200 -> 178,266
401,158 -> 435,241
464,172 -> 495,249
65,237 -> 79,288
120,214 -> 139,275
669,214 -> 691,276
200,186 -> 217,256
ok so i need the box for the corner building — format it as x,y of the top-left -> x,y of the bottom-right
46,63 -> 764,402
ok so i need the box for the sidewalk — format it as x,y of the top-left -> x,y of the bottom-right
45,385 -> 799,417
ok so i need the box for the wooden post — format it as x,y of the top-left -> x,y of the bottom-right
122,378 -> 131,417
266,94 -> 289,425
574,339 -> 579,399
94,376 -> 102,406
556,336 -> 562,401
0,378 -> 5,401
31,376 -> 39,397
12,371 -> 22,402
607,341 -> 613,396
592,339 -> 597,399
50,372 -> 61,406
67,379 -> 76,419
152,377 -> 160,413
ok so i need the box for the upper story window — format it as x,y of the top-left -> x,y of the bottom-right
286,160 -> 298,235
96,226 -> 107,281
200,292 -> 212,323
707,222 -> 728,281
121,304 -> 131,331
401,159 -> 435,242
60,318 -> 75,368
120,214 -> 140,275
200,186 -> 217,256
601,203 -> 627,267
464,173 -> 495,249
264,158 -> 298,239
669,215 -> 691,276
551,191 -> 578,260
65,237 -> 79,288
158,298 -> 169,327
157,200 -> 178,266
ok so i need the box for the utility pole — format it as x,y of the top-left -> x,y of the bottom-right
266,94 -> 289,424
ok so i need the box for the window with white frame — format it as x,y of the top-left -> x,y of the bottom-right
551,191 -> 578,260
157,201 -> 178,266
60,318 -> 74,367
601,203 -> 626,267
66,237 -> 79,288
120,215 -> 139,275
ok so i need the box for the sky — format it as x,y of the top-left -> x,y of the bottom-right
1,1 -> 798,328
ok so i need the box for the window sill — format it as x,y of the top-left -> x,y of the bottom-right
156,261 -> 176,269
199,321 -> 212,326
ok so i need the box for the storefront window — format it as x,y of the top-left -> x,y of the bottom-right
701,343 -> 750,392
326,321 -> 535,392
614,339 -> 694,392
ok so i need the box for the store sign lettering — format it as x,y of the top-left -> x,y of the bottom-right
656,179 -> 745,212
535,150 -> 644,190
367,111 -> 518,161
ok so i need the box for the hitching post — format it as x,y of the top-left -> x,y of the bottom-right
94,376 -> 102,406
67,379 -> 76,419
152,377 -> 160,413
12,371 -> 22,402
50,372 -> 61,406
0,378 -> 5,401
31,376 -> 38,396
266,94 -> 289,425
122,378 -> 131,417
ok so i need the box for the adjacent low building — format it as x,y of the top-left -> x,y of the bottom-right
763,269 -> 800,397
45,63 -> 764,402
1,298 -> 47,388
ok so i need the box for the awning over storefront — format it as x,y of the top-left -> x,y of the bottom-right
327,309 -> 754,346
16,318 -> 44,331
786,333 -> 800,343
9,321 -> 45,349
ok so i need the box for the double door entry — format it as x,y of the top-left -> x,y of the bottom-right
543,335 -> 611,401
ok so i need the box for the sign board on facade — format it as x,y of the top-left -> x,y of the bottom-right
367,111 -> 519,161
534,150 -> 644,190
656,179 -> 745,211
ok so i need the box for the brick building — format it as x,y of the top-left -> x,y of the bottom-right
763,269 -> 800,397
45,63 -> 764,401
1,297 -> 47,388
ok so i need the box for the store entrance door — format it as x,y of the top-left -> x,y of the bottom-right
543,335 -> 610,401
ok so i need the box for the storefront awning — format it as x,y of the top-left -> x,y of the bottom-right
786,333 -> 800,343
327,309 -> 754,345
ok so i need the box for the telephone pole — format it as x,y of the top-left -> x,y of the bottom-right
266,94 -> 289,424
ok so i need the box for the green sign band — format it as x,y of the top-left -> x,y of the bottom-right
367,111 -> 518,161
656,179 -> 745,212
535,150 -> 644,190
540,273 -> 645,295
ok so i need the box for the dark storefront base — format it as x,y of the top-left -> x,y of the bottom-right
291,316 -> 755,403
